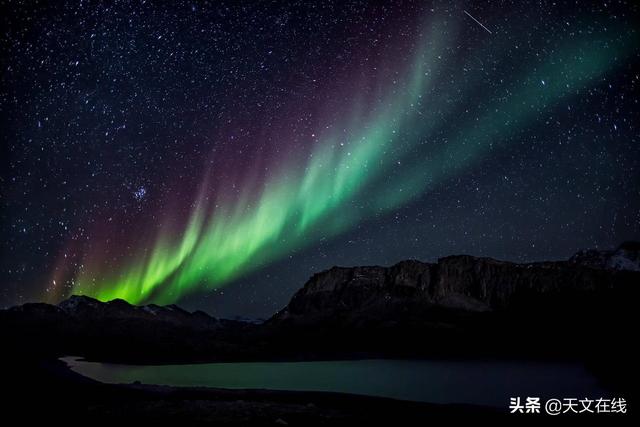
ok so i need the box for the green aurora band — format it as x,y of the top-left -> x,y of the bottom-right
70,18 -> 635,305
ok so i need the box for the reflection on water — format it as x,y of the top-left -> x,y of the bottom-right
62,357 -> 607,407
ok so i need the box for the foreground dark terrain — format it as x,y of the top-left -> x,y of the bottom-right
6,357 -> 501,425
2,243 -> 639,423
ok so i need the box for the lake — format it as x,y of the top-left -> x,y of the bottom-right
62,357 -> 607,407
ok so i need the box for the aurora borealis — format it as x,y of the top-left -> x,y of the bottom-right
2,1 -> 639,316
70,19 -> 634,305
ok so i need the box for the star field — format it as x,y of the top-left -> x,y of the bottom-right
1,0 -> 639,317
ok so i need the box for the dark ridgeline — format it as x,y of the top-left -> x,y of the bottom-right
269,244 -> 640,358
2,243 -> 638,364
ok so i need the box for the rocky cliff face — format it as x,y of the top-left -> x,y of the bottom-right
569,241 -> 640,271
271,248 -> 640,325
262,246 -> 638,361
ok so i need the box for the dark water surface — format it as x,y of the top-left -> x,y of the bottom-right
62,357 -> 607,407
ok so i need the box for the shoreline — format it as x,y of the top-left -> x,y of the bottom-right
5,355 -> 503,424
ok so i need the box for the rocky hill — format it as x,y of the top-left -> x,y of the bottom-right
270,252 -> 639,326
2,295 -> 253,363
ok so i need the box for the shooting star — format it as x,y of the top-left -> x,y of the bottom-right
464,10 -> 493,34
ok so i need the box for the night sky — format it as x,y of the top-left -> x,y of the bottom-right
1,1 -> 639,318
